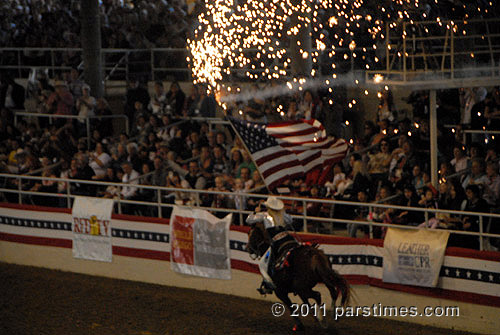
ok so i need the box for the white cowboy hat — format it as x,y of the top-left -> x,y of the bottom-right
265,196 -> 284,211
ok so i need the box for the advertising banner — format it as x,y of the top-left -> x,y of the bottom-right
72,197 -> 114,262
383,228 -> 450,287
170,206 -> 232,279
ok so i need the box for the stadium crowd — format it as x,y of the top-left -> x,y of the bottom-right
1,66 -> 500,250
1,0 -> 201,50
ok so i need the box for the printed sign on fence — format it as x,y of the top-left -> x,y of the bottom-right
72,196 -> 114,262
383,228 -> 450,287
170,206 -> 232,279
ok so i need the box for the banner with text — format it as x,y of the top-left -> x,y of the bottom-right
383,228 -> 450,287
170,206 -> 232,280
72,196 -> 114,262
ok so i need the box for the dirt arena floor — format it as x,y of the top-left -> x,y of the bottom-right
0,262 -> 479,335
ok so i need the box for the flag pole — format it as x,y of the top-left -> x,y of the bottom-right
226,115 -> 272,195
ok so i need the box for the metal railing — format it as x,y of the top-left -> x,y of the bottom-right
0,47 -> 192,82
0,45 -> 373,87
1,173 -> 499,251
366,18 -> 500,85
13,111 -> 129,150
3,19 -> 500,87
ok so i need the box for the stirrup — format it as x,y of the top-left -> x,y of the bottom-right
257,282 -> 274,295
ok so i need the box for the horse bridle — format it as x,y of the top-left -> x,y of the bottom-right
247,226 -> 269,260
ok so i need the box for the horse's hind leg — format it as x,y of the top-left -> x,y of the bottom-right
298,290 -> 327,329
275,288 -> 305,332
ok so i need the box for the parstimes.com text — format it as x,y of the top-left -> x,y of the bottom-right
334,304 -> 460,320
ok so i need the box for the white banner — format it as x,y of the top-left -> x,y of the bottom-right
383,228 -> 450,287
170,206 -> 232,280
72,196 -> 114,262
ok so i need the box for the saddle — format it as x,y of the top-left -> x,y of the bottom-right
273,241 -> 319,271
274,244 -> 298,271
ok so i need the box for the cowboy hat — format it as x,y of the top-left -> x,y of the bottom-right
264,196 -> 284,211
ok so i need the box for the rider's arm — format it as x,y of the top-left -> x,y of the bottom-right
246,212 -> 265,225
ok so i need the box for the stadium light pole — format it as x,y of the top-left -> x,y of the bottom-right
80,0 -> 104,98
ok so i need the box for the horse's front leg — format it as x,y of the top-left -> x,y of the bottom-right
274,288 -> 305,332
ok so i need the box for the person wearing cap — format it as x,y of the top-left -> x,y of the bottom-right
246,196 -> 295,294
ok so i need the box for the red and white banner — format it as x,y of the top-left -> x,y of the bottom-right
170,206 -> 232,280
72,197 -> 114,262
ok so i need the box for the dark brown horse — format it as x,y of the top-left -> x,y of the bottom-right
246,222 -> 350,331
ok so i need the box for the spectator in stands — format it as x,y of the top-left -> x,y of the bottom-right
229,148 -> 243,178
89,142 -> 111,179
165,81 -> 186,116
412,164 -> 426,195
369,185 -> 394,238
251,170 -> 265,190
120,161 -> 139,213
69,155 -> 94,196
151,156 -> 167,187
462,158 -> 488,191
67,68 -> 84,100
348,188 -> 371,237
149,81 -> 167,115
197,84 -> 217,118
377,89 -> 395,122
455,185 -> 489,249
94,98 -> 113,138
286,100 -> 299,120
183,84 -> 200,116
176,160 -> 206,190
297,90 -> 317,120
76,84 -> 96,133
451,144 -> 469,174
394,184 -> 423,226
417,186 -> 439,228
237,150 -> 256,177
484,87 -> 500,130
344,156 -> 371,199
125,79 -> 150,126
212,145 -> 230,177
370,119 -> 391,146
367,138 -> 391,189
215,131 -> 231,157
483,161 -> 500,207
325,163 -> 347,197
46,81 -> 74,118
361,120 -> 377,146
206,175 -> 231,217
30,157 -> 57,207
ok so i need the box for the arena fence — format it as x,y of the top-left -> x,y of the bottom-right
0,173 -> 499,251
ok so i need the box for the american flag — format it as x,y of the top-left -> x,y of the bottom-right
229,117 -> 348,189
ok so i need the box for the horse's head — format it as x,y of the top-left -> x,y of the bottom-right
246,222 -> 271,260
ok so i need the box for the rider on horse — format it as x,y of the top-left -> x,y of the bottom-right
246,196 -> 297,295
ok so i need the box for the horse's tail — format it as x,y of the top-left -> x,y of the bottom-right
313,250 -> 350,308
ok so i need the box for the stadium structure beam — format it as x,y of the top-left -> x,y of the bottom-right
81,0 -> 103,98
